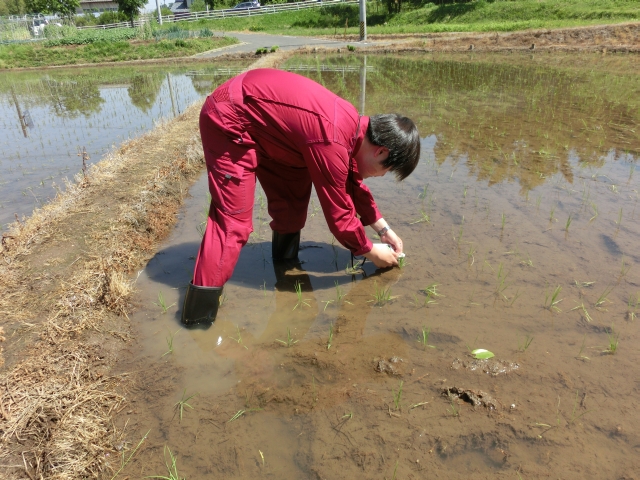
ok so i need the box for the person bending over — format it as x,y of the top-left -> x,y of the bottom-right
182,68 -> 420,325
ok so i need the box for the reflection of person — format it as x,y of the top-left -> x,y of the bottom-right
182,68 -> 420,325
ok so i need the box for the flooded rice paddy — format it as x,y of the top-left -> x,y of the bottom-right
19,52 -> 640,478
0,62 -> 250,231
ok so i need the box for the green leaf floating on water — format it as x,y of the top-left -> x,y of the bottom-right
471,349 -> 495,359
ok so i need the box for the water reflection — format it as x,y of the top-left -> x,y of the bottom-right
0,62 -> 251,230
284,53 -> 639,191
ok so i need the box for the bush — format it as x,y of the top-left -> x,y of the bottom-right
199,27 -> 213,37
44,28 -> 139,46
43,24 -> 76,39
174,39 -> 188,47
97,11 -> 129,25
74,14 -> 98,27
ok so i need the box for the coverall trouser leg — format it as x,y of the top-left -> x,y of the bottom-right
193,128 -> 256,288
256,161 -> 312,235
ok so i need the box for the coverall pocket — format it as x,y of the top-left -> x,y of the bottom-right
209,159 -> 255,216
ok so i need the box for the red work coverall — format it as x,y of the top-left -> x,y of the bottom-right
194,68 -> 382,287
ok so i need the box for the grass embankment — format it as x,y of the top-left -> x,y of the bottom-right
0,35 -> 237,69
162,0 -> 640,36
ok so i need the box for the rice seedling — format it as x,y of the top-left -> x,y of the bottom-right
570,301 -> 593,322
110,429 -> 149,480
615,207 -> 623,227
494,263 -> 509,302
594,286 -> 614,310
574,280 -> 595,288
228,407 -> 261,422
467,244 -> 476,266
536,195 -> 542,212
501,212 -> 506,232
397,255 -> 407,269
154,291 -> 176,314
565,214 -> 572,232
454,219 -> 464,247
520,252 -> 533,267
311,375 -> 318,405
369,282 -> 394,306
549,204 -> 557,223
409,210 -> 430,225
389,460 -> 399,480
219,292 -> 228,307
619,257 -> 631,281
259,450 -> 265,467
447,398 -> 460,417
162,329 -> 180,357
418,326 -> 436,350
629,164 -> 636,181
604,325 -> 619,354
576,334 -> 590,361
627,293 -> 639,321
589,202 -> 598,222
148,446 -> 182,480
392,380 -> 403,410
418,184 -> 428,200
326,323 -> 334,350
229,325 -> 248,349
173,389 -> 196,422
544,285 -> 563,312
345,259 -> 364,274
276,327 -> 298,347
518,334 -> 534,352
568,390 -> 592,425
293,280 -> 310,310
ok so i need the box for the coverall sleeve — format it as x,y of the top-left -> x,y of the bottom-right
302,143 -> 377,256
349,174 -> 382,227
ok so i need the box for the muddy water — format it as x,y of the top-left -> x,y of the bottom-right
118,53 -> 639,479
0,62 -> 249,231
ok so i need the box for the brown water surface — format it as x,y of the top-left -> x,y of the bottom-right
117,53 -> 640,479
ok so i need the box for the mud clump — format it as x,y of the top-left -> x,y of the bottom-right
452,357 -> 519,376
443,386 -> 499,411
374,356 -> 405,375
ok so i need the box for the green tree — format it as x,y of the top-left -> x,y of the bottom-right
115,0 -> 146,27
25,0 -> 79,16
4,0 -> 26,15
190,0 -> 206,12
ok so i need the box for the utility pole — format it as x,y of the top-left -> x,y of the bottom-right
359,56 -> 367,116
155,0 -> 163,25
359,0 -> 366,42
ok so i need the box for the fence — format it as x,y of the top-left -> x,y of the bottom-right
78,0 -> 357,29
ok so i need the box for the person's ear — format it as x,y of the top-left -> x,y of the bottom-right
375,146 -> 390,161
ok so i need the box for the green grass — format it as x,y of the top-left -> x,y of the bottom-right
155,0 -> 639,37
0,36 -> 237,69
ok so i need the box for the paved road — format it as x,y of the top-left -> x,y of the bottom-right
194,31 -> 378,58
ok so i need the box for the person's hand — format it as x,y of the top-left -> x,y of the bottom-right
380,229 -> 403,254
364,243 -> 399,268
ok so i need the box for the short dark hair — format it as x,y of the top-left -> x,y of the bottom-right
366,114 -> 420,181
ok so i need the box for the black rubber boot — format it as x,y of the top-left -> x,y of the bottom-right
272,230 -> 300,260
181,281 -> 223,326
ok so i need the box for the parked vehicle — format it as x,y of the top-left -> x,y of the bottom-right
30,17 -> 48,37
231,1 -> 260,10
